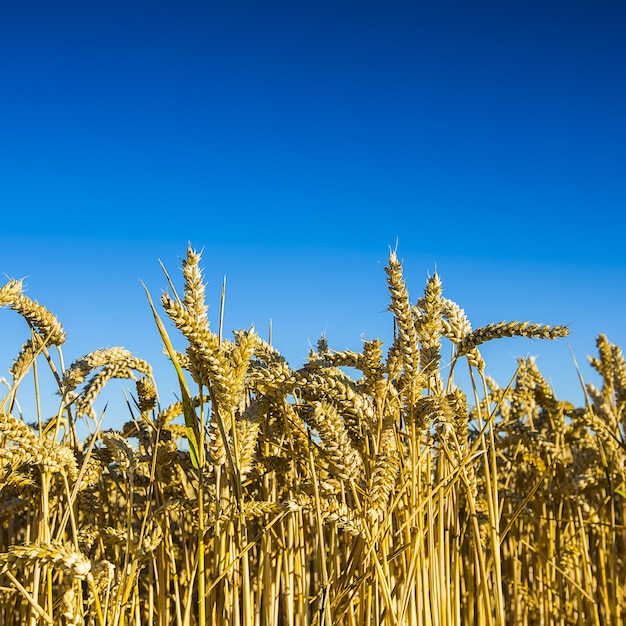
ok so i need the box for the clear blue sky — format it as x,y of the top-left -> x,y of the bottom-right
1,1 -> 625,427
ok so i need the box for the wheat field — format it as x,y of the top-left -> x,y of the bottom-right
0,246 -> 624,625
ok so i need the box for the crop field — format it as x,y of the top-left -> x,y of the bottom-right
0,247 -> 624,625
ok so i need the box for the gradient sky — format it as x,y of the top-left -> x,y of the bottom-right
1,1 -> 625,428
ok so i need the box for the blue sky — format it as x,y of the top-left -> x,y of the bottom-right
1,1 -> 625,427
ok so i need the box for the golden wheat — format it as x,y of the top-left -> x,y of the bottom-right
0,247 -> 623,626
